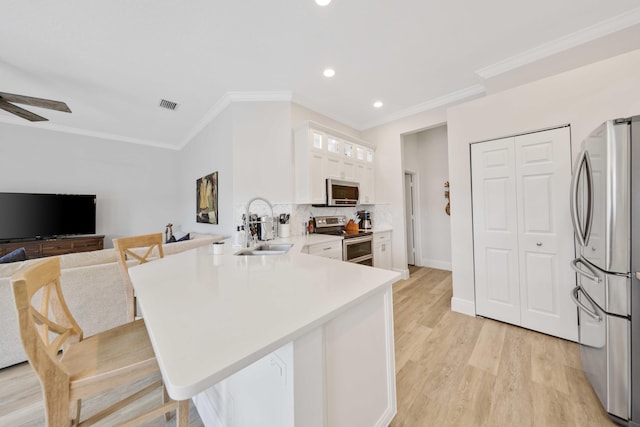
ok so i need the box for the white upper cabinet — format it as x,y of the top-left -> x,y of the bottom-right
294,121 -> 375,204
327,137 -> 341,156
312,131 -> 324,151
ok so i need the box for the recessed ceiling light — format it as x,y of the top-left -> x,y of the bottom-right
315,0 -> 331,6
373,101 -> 383,108
323,68 -> 335,78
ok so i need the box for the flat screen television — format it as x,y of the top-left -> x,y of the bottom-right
0,192 -> 96,242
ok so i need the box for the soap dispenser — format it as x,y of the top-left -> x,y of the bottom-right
233,226 -> 245,247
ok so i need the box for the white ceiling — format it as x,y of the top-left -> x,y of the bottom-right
2,0 -> 640,149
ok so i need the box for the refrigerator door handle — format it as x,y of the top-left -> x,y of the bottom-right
571,257 -> 602,283
570,285 -> 602,321
570,150 -> 594,247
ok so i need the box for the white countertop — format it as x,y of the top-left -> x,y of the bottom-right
371,226 -> 393,233
129,236 -> 400,400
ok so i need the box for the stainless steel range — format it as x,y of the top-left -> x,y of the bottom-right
314,215 -> 374,266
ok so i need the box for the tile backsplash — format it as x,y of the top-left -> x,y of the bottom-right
233,203 -> 392,236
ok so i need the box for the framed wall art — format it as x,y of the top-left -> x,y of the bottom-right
196,171 -> 218,224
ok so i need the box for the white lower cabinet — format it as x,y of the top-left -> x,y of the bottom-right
373,231 -> 392,270
322,288 -> 396,427
193,288 -> 396,427
471,126 -> 577,342
304,240 -> 343,260
193,345 -> 294,427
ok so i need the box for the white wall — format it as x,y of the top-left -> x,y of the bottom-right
177,106 -> 235,236
416,126 -> 451,270
0,123 -> 178,247
0,100 -> 360,251
179,101 -> 294,237
446,49 -> 640,315
361,109 -> 448,278
232,102 -> 293,205
402,127 -> 452,270
402,133 -> 419,171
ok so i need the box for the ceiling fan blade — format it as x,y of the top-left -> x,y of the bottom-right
0,99 -> 48,122
0,92 -> 71,113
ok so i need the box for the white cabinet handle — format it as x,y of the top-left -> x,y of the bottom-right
536,242 -> 542,246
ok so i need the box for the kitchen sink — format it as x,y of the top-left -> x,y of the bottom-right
235,243 -> 293,256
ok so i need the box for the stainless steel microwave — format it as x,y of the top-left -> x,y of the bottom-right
325,178 -> 359,207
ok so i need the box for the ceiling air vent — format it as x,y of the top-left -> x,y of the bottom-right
159,99 -> 179,110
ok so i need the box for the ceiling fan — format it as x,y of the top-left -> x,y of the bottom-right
0,91 -> 71,122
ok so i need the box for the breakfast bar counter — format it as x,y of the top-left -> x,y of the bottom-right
129,237 -> 400,427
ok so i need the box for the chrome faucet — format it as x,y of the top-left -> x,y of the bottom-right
243,197 -> 274,248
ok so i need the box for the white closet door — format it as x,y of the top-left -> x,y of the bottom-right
471,137 -> 521,325
515,127 -> 577,341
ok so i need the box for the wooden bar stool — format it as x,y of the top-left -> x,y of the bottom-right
11,256 -> 188,426
113,233 -> 165,322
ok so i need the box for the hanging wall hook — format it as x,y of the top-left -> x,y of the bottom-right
444,181 -> 451,216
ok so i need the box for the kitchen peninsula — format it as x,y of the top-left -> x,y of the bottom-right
129,235 -> 401,427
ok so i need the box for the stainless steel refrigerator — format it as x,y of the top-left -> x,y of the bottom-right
570,115 -> 640,425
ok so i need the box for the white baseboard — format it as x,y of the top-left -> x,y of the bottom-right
420,258 -> 452,271
450,297 -> 476,317
393,268 -> 410,280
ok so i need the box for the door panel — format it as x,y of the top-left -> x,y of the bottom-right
472,137 -> 520,325
521,174 -> 552,232
523,251 -> 556,314
578,293 -> 630,420
483,178 -> 510,231
342,159 -> 356,181
580,124 -> 606,268
404,173 -> 415,265
484,248 -> 515,304
472,127 -> 577,341
579,121 -> 630,273
310,152 -> 325,204
326,156 -> 341,178
516,127 -> 577,341
577,260 -> 630,318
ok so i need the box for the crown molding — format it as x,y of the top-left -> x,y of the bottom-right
0,116 -> 178,150
227,91 -> 292,102
290,94 -> 364,131
178,93 -> 233,149
360,84 -> 486,130
476,6 -> 640,79
1,90 -> 295,151
178,91 -> 293,149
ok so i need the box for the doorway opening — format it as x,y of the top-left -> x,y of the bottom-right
401,125 -> 452,272
405,172 -> 417,266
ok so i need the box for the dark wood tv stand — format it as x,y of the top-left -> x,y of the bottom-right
0,235 -> 104,259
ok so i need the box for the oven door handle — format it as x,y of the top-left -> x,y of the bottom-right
570,286 -> 602,322
343,235 -> 373,245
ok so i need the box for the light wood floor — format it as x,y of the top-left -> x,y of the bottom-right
0,266 -> 615,426
391,266 -> 614,426
0,364 -> 203,426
